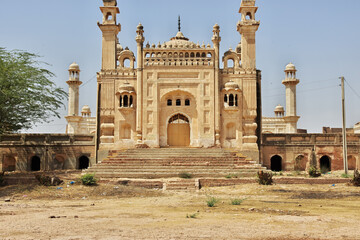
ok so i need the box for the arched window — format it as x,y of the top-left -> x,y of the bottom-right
246,12 -> 252,20
229,94 -> 234,106
123,95 -> 129,107
190,53 -> 195,58
167,99 -> 172,106
185,53 -> 189,58
119,96 -> 123,107
176,99 -> 181,106
224,94 -> 228,103
129,95 -> 133,107
196,53 -> 200,58
227,59 -> 234,68
185,99 -> 190,106
123,58 -> 131,68
201,53 -> 206,58
235,94 -> 238,107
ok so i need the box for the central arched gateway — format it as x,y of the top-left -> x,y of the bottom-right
167,114 -> 190,147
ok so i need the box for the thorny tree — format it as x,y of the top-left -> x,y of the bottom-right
0,48 -> 67,134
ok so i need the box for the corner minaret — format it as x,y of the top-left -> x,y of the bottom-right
237,0 -> 260,70
66,62 -> 82,116
65,62 -> 82,134
98,0 -> 121,70
282,63 -> 300,133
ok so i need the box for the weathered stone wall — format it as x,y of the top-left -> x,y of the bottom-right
0,134 -> 95,172
262,133 -> 360,171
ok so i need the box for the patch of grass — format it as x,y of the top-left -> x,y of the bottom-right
341,173 -> 351,178
231,198 -> 246,205
257,171 -> 273,185
80,173 -> 97,186
225,173 -> 238,179
206,196 -> 219,207
179,172 -> 193,179
186,213 -> 198,218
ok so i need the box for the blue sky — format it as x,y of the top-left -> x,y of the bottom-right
1,0 -> 360,133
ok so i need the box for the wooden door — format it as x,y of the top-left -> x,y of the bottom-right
167,123 -> 190,147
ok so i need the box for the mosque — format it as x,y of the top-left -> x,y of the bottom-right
65,0 -> 300,163
0,0 -> 359,174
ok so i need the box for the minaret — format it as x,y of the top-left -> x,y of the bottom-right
98,0 -> 121,70
65,62 -> 82,134
237,0 -> 260,70
282,62 -> 300,133
66,62 -> 82,116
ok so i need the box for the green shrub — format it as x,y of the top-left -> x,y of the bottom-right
179,172 -> 193,179
231,198 -> 245,205
80,173 -> 97,186
206,196 -> 219,207
351,169 -> 360,186
308,166 -> 321,178
257,171 -> 273,185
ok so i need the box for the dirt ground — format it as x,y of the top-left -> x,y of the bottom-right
1,180 -> 360,240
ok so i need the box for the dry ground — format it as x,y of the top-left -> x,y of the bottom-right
0,179 -> 360,240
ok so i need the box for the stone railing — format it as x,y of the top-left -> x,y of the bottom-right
0,134 -> 95,146
262,133 -> 360,146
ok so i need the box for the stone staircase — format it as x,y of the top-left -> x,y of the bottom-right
86,148 -> 266,179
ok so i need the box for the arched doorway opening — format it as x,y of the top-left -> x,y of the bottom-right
320,155 -> 331,173
167,114 -> 190,147
30,156 -> 41,171
78,156 -> 90,170
271,155 -> 282,172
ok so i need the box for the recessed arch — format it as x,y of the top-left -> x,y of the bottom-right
294,155 -> 306,171
348,155 -> 357,170
167,113 -> 190,147
320,155 -> 331,173
78,155 -> 89,170
30,156 -> 41,171
271,155 -> 282,172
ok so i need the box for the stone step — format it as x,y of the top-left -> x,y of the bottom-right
92,172 -> 258,179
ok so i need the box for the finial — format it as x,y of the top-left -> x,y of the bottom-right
178,15 -> 181,32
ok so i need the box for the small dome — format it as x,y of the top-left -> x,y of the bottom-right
119,82 -> 135,93
69,62 -> 80,71
285,62 -> 296,71
224,80 -> 240,90
117,43 -> 123,52
274,104 -> 285,113
81,105 -> 91,113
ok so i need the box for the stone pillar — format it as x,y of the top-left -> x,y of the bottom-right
212,24 -> 221,147
237,0 -> 260,156
135,23 -> 145,144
